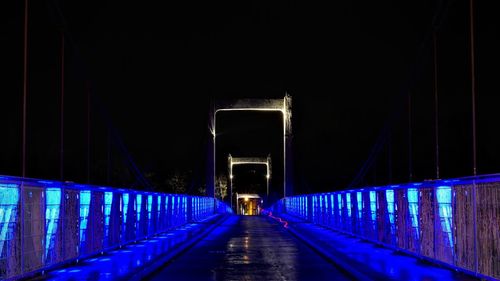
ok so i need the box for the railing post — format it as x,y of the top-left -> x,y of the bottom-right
405,189 -> 410,253
20,180 -> 25,276
61,185 -> 65,264
472,180 -> 478,274
433,185 -> 437,260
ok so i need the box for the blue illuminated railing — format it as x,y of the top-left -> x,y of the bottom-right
0,175 -> 230,280
275,174 -> 500,280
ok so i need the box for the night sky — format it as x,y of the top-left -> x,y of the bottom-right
1,1 -> 499,196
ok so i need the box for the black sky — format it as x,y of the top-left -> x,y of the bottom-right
1,0 -> 499,194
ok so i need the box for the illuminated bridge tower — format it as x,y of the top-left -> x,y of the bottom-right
208,95 -> 292,199
227,154 -> 272,209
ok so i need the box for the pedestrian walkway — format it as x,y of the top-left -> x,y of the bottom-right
148,215 -> 352,281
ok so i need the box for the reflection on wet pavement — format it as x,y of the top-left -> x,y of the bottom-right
149,216 -> 352,281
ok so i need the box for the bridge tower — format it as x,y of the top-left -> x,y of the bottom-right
207,95 -> 292,199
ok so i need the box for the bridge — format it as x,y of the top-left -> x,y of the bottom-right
3,1 -> 500,280
1,89 -> 499,280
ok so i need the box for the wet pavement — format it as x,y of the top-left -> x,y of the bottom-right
147,215 -> 352,281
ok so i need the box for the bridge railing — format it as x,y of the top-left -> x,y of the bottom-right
275,174 -> 500,280
0,175 -> 230,280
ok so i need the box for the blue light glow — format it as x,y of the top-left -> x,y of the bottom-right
356,192 -> 362,219
305,196 -> 308,217
337,194 -> 342,219
157,196 -> 161,221
45,188 -> 61,258
407,188 -> 419,239
123,193 -> 129,224
346,193 -> 352,218
386,189 -> 394,225
38,180 -> 54,184
436,186 -> 453,249
195,198 -> 198,217
137,195 -> 142,224
303,197 -> 307,217
319,195 -> 323,215
299,197 -> 303,217
324,195 -> 328,218
183,197 -> 187,221
104,192 -> 113,238
330,194 -> 334,218
369,191 -> 376,221
196,198 -> 199,217
147,195 -> 152,221
0,184 -> 19,257
80,190 -> 91,244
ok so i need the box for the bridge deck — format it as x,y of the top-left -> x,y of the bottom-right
148,215 -> 351,281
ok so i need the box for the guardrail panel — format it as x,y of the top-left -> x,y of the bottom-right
63,188 -> 79,260
107,192 -> 121,248
453,184 -> 475,271
395,189 -> 408,250
22,186 -> 45,273
434,185 -> 454,264
0,183 -> 21,280
477,181 -> 500,278
44,187 -> 63,266
420,187 -> 435,259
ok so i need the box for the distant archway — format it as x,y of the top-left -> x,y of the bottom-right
207,95 -> 292,199
228,154 -> 271,209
